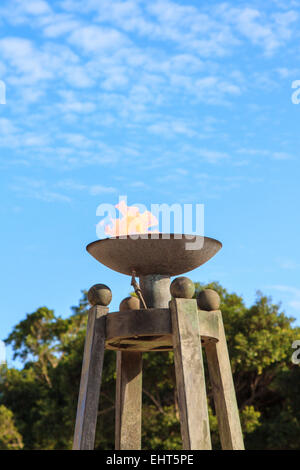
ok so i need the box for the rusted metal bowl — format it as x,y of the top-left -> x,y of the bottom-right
86,234 -> 222,276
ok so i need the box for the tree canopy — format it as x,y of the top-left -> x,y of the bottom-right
0,282 -> 299,450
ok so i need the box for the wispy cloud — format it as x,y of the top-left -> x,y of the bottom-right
10,177 -> 116,202
0,0 -> 298,176
237,148 -> 294,161
219,5 -> 298,55
276,258 -> 299,270
197,149 -> 229,163
268,285 -> 300,311
147,120 -> 198,138
57,179 -> 116,195
68,25 -> 130,54
10,177 -> 72,203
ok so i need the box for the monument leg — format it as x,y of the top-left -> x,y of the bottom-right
73,305 -> 107,450
115,351 -> 143,450
170,298 -> 212,450
205,310 -> 244,450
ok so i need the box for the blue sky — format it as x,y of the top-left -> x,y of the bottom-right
0,0 -> 300,365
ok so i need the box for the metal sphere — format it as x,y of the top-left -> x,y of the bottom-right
170,276 -> 195,299
197,289 -> 220,311
119,296 -> 140,311
87,284 -> 112,306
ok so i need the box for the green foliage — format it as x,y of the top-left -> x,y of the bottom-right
0,284 -> 299,449
0,404 -> 23,450
240,406 -> 261,434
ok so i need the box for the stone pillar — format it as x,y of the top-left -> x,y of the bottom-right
139,274 -> 171,308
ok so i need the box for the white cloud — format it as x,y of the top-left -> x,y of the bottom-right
62,133 -> 93,148
147,120 -> 197,138
0,37 -> 87,89
68,25 -> 130,53
10,177 -> 117,202
0,117 -> 50,150
42,17 -> 80,38
237,148 -> 293,161
197,149 -> 229,163
277,258 -> 299,270
0,0 -> 51,24
0,117 -> 18,135
57,179 -> 116,195
272,10 -> 298,39
61,0 -> 237,57
238,8 -> 279,53
21,0 -> 51,15
220,5 -> 298,55
269,285 -> 300,312
290,300 -> 300,309
272,152 -> 293,160
10,177 -> 71,202
89,185 -> 116,195
129,181 -> 148,188
0,0 -> 299,175
0,38 -> 52,84
56,90 -> 96,113
101,68 -> 129,91
19,87 -> 45,104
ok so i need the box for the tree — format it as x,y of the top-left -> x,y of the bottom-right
0,284 -> 299,449
0,404 -> 23,450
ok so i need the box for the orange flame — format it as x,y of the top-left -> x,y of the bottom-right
103,201 -> 159,237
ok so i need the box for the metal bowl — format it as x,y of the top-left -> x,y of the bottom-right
86,234 -> 222,276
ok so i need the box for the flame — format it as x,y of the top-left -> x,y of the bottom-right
103,201 -> 159,237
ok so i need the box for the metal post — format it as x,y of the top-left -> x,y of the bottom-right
139,274 -> 171,308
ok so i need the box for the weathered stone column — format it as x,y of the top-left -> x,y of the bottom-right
139,274 -> 171,308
